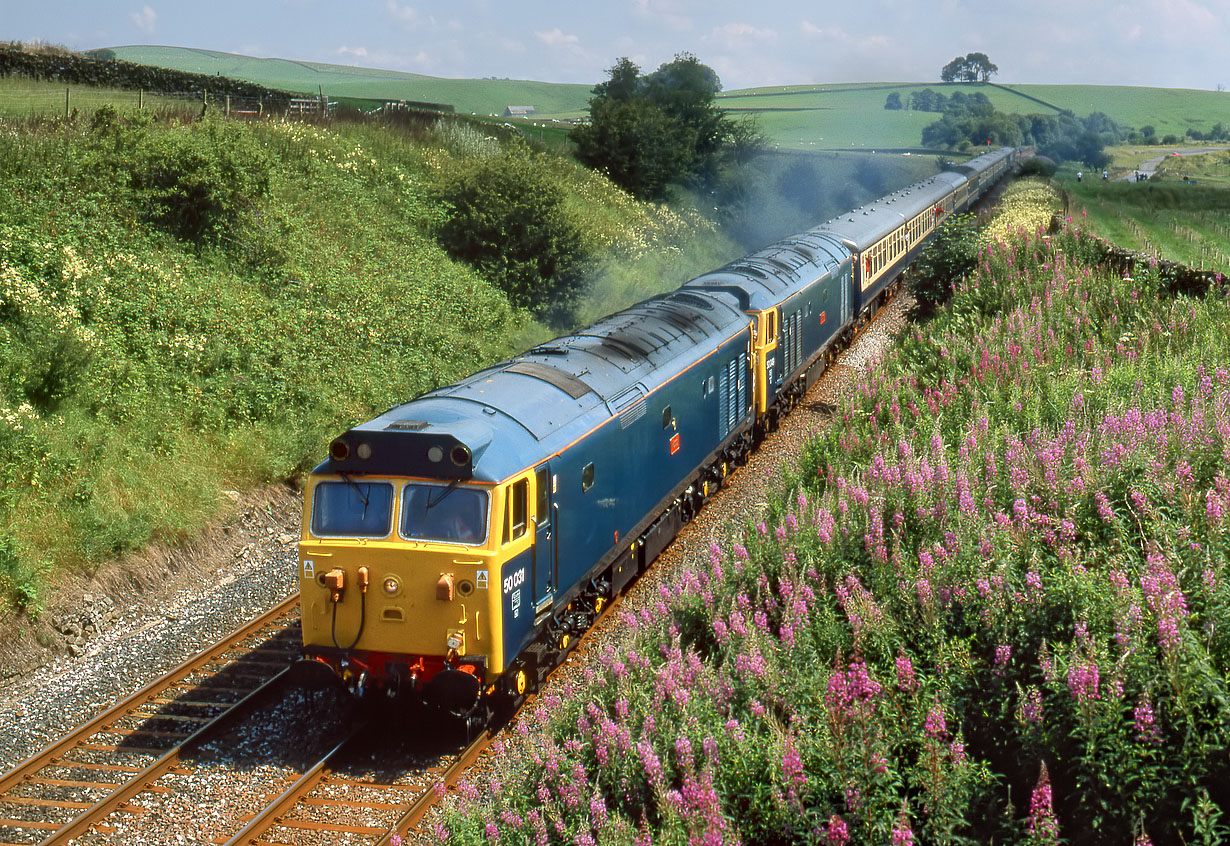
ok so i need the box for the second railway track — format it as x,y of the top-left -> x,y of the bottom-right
0,595 -> 301,845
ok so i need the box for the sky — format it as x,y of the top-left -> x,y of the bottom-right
5,0 -> 1229,92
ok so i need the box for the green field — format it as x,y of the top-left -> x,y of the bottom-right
0,75 -> 201,116
719,81 -> 1230,150
104,45 -> 592,117
1063,149 -> 1230,272
92,50 -> 1230,152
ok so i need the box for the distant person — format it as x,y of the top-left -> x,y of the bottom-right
1102,170 -> 1108,180
1077,171 -> 1083,182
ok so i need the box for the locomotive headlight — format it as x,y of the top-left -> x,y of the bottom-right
382,576 -> 400,596
446,630 -> 465,652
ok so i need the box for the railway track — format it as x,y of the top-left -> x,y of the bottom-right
224,592 -> 628,846
0,274 -> 922,846
214,284 -> 918,846
0,594 -> 301,845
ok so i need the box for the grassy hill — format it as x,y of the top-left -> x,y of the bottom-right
718,81 -> 1230,150
0,109 -> 742,613
103,45 -> 591,116
96,48 -> 1230,151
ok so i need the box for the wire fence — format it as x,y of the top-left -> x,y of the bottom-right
0,85 -> 333,119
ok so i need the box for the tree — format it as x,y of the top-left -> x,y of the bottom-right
965,52 -> 999,82
573,53 -> 759,200
940,56 -> 968,83
884,91 -> 904,110
573,95 -> 696,199
940,53 -> 998,83
907,213 -> 982,312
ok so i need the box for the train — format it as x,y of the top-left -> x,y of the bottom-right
293,145 -> 1019,727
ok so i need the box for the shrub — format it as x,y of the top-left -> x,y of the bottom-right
1017,155 -> 1058,178
0,531 -> 40,616
906,212 -> 982,313
434,146 -> 590,322
131,117 -> 272,242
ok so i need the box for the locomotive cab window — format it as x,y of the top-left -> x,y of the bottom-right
535,466 -> 549,519
582,462 -> 595,493
400,483 -> 488,545
311,480 -> 393,538
504,478 -> 528,543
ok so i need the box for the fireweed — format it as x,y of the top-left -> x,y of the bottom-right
436,223 -> 1229,843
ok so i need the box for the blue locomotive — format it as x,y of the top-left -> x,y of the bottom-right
295,146 -> 1018,722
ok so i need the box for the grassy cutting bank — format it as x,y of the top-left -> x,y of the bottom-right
0,108 -> 740,614
1061,151 -> 1230,274
435,180 -> 1230,844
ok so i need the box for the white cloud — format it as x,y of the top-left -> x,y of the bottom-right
631,0 -> 692,32
130,5 -> 156,35
535,27 -> 590,64
338,46 -> 368,58
386,1 -> 419,26
537,27 -> 580,49
1145,0 -> 1221,41
800,21 -> 852,43
707,22 -> 776,46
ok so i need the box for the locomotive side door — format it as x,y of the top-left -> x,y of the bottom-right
532,464 -> 556,614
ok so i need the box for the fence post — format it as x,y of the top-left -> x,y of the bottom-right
65,86 -> 69,117
138,89 -> 143,109
226,94 -> 231,115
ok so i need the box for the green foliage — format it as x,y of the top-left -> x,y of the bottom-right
0,110 -> 730,610
573,95 -> 697,201
131,117 -> 273,242
1018,155 -> 1059,178
81,106 -> 274,243
921,103 -> 1119,167
0,532 -> 41,616
905,213 -> 982,313
573,53 -> 762,201
941,53 -> 999,83
434,146 -> 590,321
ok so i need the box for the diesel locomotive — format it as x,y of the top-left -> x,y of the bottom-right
294,146 -> 1019,724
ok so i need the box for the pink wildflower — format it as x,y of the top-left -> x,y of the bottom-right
825,814 -> 850,845
1028,762 -> 1059,843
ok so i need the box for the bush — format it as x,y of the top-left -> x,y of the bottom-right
132,117 -> 272,242
434,147 -> 589,322
906,212 -> 982,313
1017,155 -> 1058,178
0,531 -> 40,616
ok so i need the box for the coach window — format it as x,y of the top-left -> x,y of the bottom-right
582,462 -> 595,493
504,478 -> 528,543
